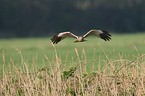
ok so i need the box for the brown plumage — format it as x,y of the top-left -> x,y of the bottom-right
51,29 -> 111,44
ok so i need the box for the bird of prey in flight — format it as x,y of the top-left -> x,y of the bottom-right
51,29 -> 111,44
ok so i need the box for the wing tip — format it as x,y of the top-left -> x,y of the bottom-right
51,34 -> 62,44
99,30 -> 112,41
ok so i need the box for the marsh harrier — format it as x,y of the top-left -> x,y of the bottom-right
51,29 -> 111,44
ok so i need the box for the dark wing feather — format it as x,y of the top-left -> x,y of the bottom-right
99,30 -> 111,41
51,32 -> 78,44
83,29 -> 111,41
51,34 -> 62,44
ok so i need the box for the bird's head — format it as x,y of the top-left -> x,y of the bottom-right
74,37 -> 87,43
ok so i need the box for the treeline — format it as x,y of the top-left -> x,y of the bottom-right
0,0 -> 145,37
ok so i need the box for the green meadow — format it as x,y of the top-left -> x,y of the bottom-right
0,33 -> 144,72
0,33 -> 145,95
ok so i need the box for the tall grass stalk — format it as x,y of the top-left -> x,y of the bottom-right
0,46 -> 145,95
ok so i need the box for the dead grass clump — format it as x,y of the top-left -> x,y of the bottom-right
1,48 -> 145,95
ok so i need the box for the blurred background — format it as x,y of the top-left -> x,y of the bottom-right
0,0 -> 145,38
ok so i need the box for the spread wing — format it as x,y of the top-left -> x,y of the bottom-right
51,32 -> 78,44
83,29 -> 111,41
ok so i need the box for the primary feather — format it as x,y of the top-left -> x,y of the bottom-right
51,29 -> 111,44
83,30 -> 111,41
51,32 -> 78,44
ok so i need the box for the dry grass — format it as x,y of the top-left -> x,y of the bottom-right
0,43 -> 145,96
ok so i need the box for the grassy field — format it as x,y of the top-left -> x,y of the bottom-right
0,33 -> 145,95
